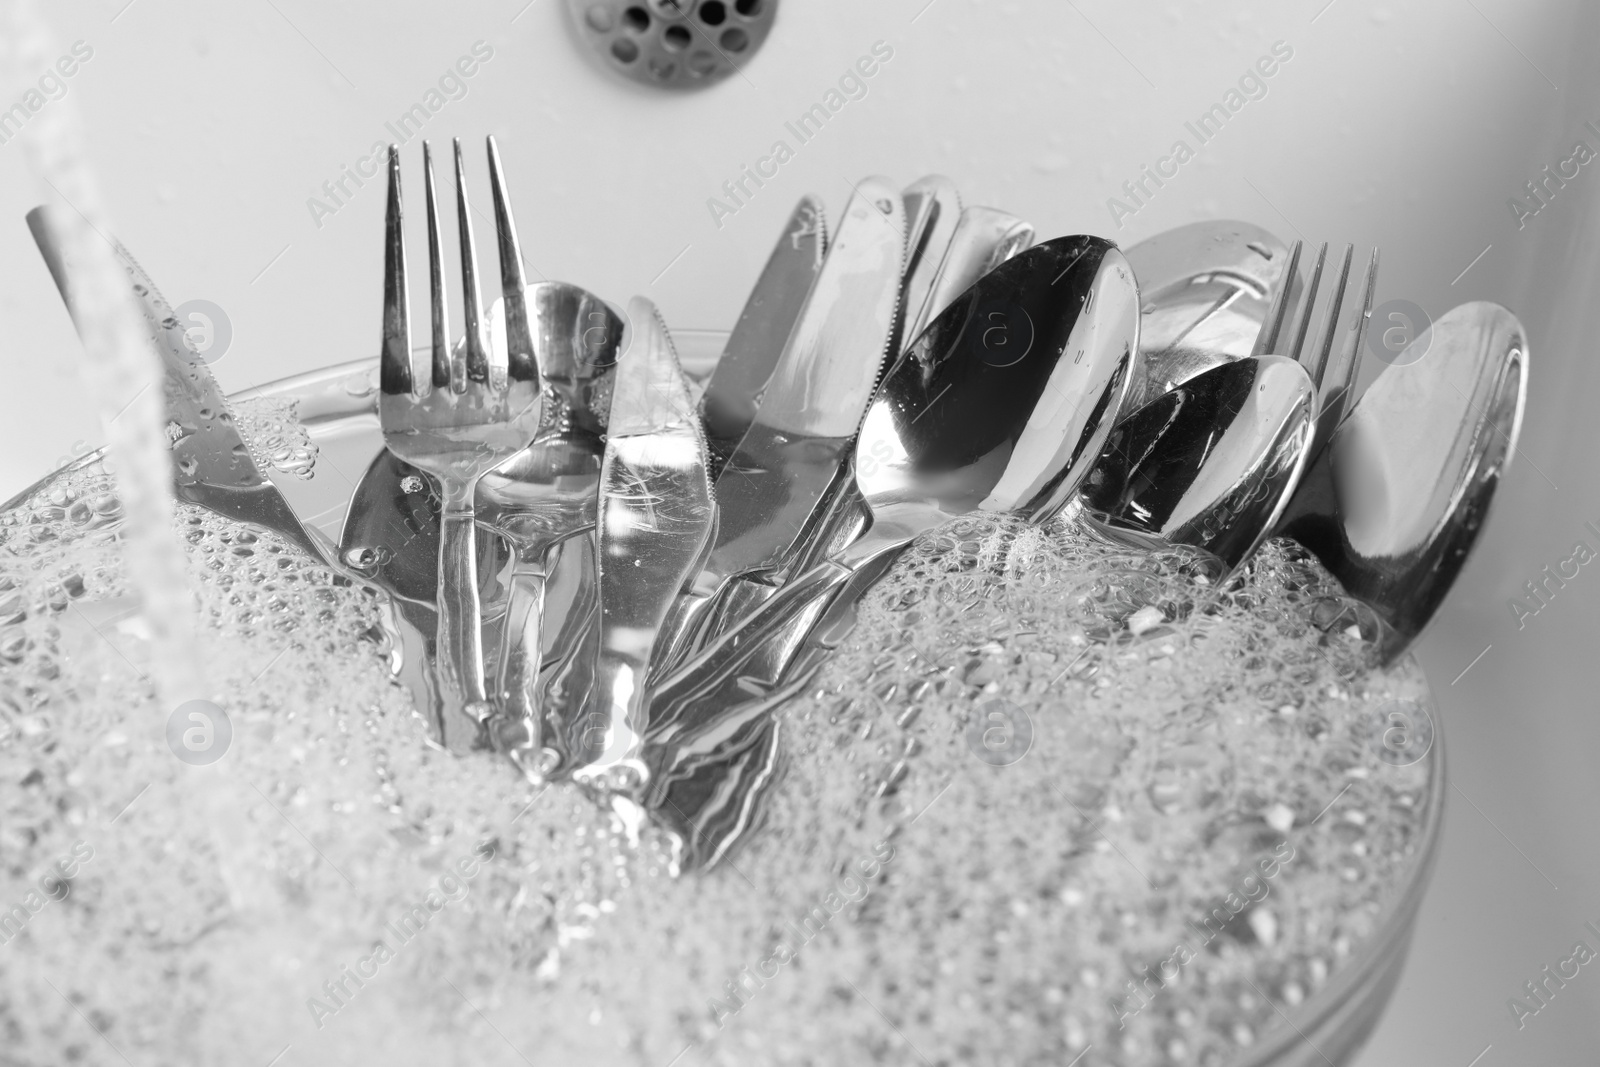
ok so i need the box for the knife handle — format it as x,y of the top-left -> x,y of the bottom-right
434,496 -> 491,753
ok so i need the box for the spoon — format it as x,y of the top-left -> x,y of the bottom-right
475,282 -> 626,765
1080,356 -> 1316,573
643,234 -> 1140,751
1273,301 -> 1527,663
692,178 -> 969,647
759,189 -> 1031,624
1122,220 -> 1296,413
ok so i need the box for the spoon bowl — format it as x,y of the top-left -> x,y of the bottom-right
1275,301 -> 1528,662
851,235 -> 1135,544
1082,355 -> 1317,574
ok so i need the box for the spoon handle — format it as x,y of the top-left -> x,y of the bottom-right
490,559 -> 550,752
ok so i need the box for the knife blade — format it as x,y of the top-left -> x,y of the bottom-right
695,176 -> 964,638
571,297 -> 716,786
648,177 -> 906,675
913,206 -> 1036,342
897,175 -> 964,349
26,205 -> 329,567
700,195 -> 827,478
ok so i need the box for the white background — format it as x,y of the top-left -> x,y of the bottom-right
1,1 -> 1598,1063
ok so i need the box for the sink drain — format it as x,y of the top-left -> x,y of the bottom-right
567,0 -> 777,89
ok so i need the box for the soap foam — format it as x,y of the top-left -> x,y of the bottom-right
0,455 -> 1433,1066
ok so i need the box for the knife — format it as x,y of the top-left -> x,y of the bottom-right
776,199 -> 1036,587
26,205 -> 330,567
700,195 -> 827,479
648,177 -> 906,677
702,178 -> 979,635
898,175 -> 964,349
570,297 -> 716,786
913,206 -> 1036,343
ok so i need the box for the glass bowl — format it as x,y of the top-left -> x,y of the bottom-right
0,348 -> 1444,1067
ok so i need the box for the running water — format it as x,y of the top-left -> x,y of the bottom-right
0,0 -> 258,905
2,0 -> 200,709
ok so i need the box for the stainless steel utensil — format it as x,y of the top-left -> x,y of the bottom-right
1080,356 -> 1316,572
643,234 -> 1140,762
339,447 -> 508,749
906,205 -> 1035,346
700,195 -> 827,478
572,297 -> 716,787
378,137 -> 544,754
1082,240 -> 1376,573
26,206 -> 331,567
1268,242 -> 1380,463
1275,301 -> 1527,663
649,178 -> 905,675
720,182 -> 1018,631
476,281 -> 625,763
1122,219 -> 1297,413
898,176 -> 964,345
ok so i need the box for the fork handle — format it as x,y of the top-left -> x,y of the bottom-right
435,500 -> 491,753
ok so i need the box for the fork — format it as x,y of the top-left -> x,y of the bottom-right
1253,240 -> 1380,459
379,136 -> 544,754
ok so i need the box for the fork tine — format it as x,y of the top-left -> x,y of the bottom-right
1304,244 -> 1353,390
486,136 -> 538,385
1251,240 -> 1302,358
1285,242 -> 1328,365
452,137 -> 490,387
380,146 -> 412,396
422,141 -> 451,391
1317,246 -> 1379,432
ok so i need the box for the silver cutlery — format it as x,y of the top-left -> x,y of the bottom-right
26,207 -> 332,568
378,137 -> 545,754
571,297 -> 716,788
1084,239 -> 1376,573
649,178 -> 906,676
476,281 -> 625,763
642,234 -> 1140,759
1263,242 -> 1380,463
1122,219 -> 1296,413
906,205 -> 1035,346
339,448 -> 509,748
1080,355 -> 1316,573
700,195 -> 827,479
1274,301 -> 1527,663
780,191 -> 1034,583
898,176 -> 964,345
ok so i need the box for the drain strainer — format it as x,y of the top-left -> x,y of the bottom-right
567,0 -> 777,89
